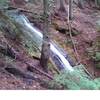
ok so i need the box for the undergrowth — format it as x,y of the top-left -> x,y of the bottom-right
51,65 -> 100,90
0,0 -> 9,8
87,36 -> 100,68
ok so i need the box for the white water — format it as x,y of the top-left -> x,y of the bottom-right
14,14 -> 74,71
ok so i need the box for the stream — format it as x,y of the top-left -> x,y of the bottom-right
4,10 -> 74,71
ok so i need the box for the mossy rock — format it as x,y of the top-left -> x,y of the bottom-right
95,62 -> 100,69
23,40 -> 41,58
94,52 -> 100,62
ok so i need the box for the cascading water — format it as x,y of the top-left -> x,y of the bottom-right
7,11 -> 74,71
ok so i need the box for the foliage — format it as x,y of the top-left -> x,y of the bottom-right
87,36 -> 100,68
94,52 -> 100,62
95,62 -> 100,68
0,10 -> 20,38
0,0 -> 9,8
22,39 -> 41,58
94,78 -> 100,89
53,65 -> 99,90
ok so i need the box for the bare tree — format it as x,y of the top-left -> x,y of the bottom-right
40,0 -> 50,72
68,0 -> 73,20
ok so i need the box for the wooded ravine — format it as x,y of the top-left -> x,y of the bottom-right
0,0 -> 100,90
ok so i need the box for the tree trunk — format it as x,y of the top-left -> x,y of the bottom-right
95,0 -> 100,8
68,0 -> 73,20
40,0 -> 50,72
78,0 -> 84,9
59,0 -> 66,12
57,0 -> 68,12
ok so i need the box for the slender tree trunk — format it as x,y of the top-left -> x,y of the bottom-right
57,0 -> 68,12
68,0 -> 73,20
78,0 -> 84,9
95,0 -> 100,8
40,0 -> 50,72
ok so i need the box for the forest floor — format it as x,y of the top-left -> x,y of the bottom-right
50,5 -> 100,78
0,32 -> 49,90
25,2 -> 100,77
0,1 -> 100,89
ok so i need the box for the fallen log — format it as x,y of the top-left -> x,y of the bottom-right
27,65 -> 53,80
0,58 -> 39,81
0,31 -> 53,80
6,6 -> 33,13
0,37 -> 53,80
0,48 -> 63,89
8,46 -> 53,80
0,58 -> 56,89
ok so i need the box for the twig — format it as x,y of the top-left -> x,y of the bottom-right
2,6 -> 33,14
83,66 -> 94,79
68,21 -> 81,65
27,65 -> 53,80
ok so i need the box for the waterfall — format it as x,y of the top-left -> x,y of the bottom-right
8,12 -> 74,71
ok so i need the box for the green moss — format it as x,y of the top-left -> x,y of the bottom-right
52,65 -> 99,90
94,52 -> 100,61
95,62 -> 100,68
94,78 -> 100,89
86,36 -> 100,69
0,0 -> 9,8
24,40 -> 41,58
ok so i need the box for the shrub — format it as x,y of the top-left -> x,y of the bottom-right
53,65 -> 99,90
